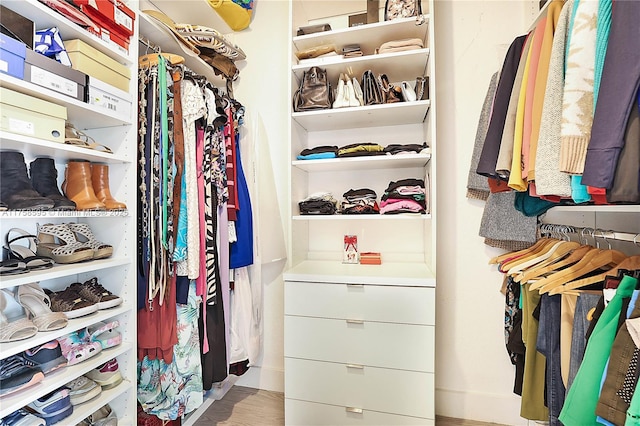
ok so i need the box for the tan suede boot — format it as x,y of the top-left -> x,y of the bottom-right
62,160 -> 105,210
91,164 -> 126,210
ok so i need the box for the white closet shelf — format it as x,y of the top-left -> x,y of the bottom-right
292,100 -> 430,131
138,13 -> 226,86
293,49 -> 430,83
0,257 -> 131,289
292,15 -> 429,54
2,0 -> 133,66
293,214 -> 431,220
66,379 -> 133,425
547,205 -> 640,213
0,131 -> 132,164
283,259 -> 435,287
293,152 -> 431,172
1,305 -> 132,359
0,74 -> 133,128
0,341 -> 133,418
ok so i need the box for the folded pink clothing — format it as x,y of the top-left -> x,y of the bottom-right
380,199 -> 424,214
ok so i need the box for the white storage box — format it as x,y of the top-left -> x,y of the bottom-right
86,76 -> 132,118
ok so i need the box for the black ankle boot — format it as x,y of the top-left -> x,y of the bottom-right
30,158 -> 76,211
0,152 -> 55,210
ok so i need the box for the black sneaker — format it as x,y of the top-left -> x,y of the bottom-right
21,340 -> 67,374
0,355 -> 45,396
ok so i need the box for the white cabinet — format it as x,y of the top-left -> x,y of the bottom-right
0,1 -> 138,423
284,261 -> 435,424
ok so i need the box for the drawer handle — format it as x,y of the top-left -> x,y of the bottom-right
347,283 -> 364,288
346,407 -> 363,414
346,319 -> 364,325
346,364 -> 364,369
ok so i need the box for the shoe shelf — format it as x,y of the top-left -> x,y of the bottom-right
66,378 -> 133,425
0,74 -> 133,128
292,15 -> 429,57
2,0 -> 133,66
0,341 -> 133,418
292,48 -> 430,83
292,100 -> 430,131
0,257 -> 131,289
0,304 -> 131,359
0,131 -> 132,164
292,152 -> 431,172
292,214 -> 431,220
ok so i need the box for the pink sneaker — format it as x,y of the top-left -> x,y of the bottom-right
57,331 -> 102,366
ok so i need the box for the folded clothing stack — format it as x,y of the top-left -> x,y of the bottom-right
338,142 -> 385,157
299,192 -> 338,215
384,142 -> 429,155
297,145 -> 338,160
340,188 -> 379,214
342,44 -> 363,58
377,38 -> 424,54
380,178 -> 427,214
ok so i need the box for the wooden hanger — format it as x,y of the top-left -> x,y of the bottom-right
499,238 -> 559,272
139,53 -> 185,68
547,254 -> 640,295
513,241 -> 582,282
537,248 -> 627,295
506,239 -> 571,276
488,237 -> 550,265
523,244 -> 593,287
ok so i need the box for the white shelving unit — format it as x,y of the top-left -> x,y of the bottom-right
284,1 -> 437,424
0,0 -> 138,423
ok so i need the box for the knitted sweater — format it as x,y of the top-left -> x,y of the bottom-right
534,0 -> 573,197
467,72 -> 499,200
558,0 -> 598,174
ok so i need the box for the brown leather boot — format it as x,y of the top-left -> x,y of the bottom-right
62,160 -> 105,210
91,163 -> 127,210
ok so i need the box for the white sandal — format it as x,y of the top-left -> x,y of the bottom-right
36,223 -> 94,264
0,290 -> 38,342
15,283 -> 68,331
67,223 -> 113,260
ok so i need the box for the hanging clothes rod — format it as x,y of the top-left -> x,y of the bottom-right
541,223 -> 640,245
139,35 -> 161,53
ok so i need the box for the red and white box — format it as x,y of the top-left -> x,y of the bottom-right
72,0 -> 135,37
343,235 -> 358,264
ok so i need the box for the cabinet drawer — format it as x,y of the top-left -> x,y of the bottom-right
284,281 -> 434,325
285,316 -> 434,372
285,398 -> 434,426
285,358 -> 434,420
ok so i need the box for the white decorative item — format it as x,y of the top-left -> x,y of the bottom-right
343,235 -> 358,264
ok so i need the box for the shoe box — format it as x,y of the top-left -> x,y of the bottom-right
0,32 -> 26,80
72,0 -> 135,54
24,48 -> 87,102
86,75 -> 133,119
64,38 -> 130,92
0,87 -> 67,143
0,4 -> 35,49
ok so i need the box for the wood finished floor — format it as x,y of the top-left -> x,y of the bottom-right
192,386 -> 508,426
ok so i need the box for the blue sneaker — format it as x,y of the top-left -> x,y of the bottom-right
25,387 -> 73,425
0,409 -> 45,426
21,340 -> 67,374
0,355 -> 44,396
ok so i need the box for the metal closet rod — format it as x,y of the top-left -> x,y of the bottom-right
540,223 -> 640,244
139,36 -> 161,53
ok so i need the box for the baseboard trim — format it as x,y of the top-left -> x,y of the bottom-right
435,387 -> 527,425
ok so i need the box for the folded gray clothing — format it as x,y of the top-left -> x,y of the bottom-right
343,188 -> 377,202
384,142 -> 428,155
467,71 -> 498,201
479,191 -> 537,244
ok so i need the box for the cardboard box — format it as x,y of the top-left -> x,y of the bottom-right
0,32 -> 26,79
72,0 -> 135,37
359,252 -> 382,265
0,5 -> 34,48
86,75 -> 132,118
64,38 -> 130,92
24,49 -> 87,101
0,87 -> 67,142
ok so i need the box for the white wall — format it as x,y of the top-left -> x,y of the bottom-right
434,1 -> 537,424
215,0 -> 546,424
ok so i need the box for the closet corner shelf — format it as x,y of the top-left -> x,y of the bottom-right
292,152 -> 431,172
292,15 -> 430,53
138,12 -> 226,86
0,257 -> 131,289
0,74 -> 134,128
283,259 -> 435,287
0,304 -> 132,359
0,131 -> 133,164
292,49 -> 430,83
292,100 -> 430,131
547,205 -> 640,213
293,214 -> 431,221
2,0 -> 133,66
0,342 -> 133,419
